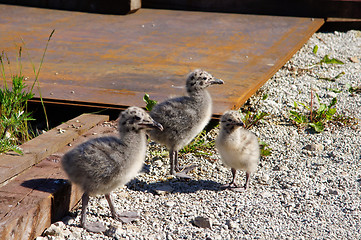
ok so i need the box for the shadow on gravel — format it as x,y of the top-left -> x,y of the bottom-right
126,178 -> 223,194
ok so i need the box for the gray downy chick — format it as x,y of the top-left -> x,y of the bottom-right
62,106 -> 163,232
216,110 -> 260,191
149,69 -> 224,178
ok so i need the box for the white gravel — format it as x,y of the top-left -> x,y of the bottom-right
39,30 -> 361,240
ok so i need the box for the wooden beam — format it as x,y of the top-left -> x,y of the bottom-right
0,113 -> 108,185
0,156 -> 82,240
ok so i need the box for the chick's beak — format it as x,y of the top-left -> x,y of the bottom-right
237,121 -> 245,127
153,121 -> 164,131
140,119 -> 163,131
210,78 -> 224,85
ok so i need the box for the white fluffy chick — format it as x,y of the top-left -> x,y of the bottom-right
216,110 -> 260,190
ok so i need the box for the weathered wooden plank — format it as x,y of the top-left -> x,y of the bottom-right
0,114 -> 109,185
0,157 -> 37,187
0,156 -> 63,219
0,153 -> 79,240
0,156 -> 83,240
0,159 -> 55,240
0,194 -> 51,240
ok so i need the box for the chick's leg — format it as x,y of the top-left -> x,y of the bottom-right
81,192 -> 106,233
105,193 -> 139,224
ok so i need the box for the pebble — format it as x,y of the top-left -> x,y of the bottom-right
165,201 -> 176,207
212,235 -> 223,240
328,188 -> 339,195
261,191 -> 273,198
105,225 -> 123,238
304,143 -> 324,151
225,220 -> 238,230
53,221 -> 65,228
43,225 -> 63,237
311,86 -> 320,92
326,91 -> 337,98
349,56 -> 359,63
193,216 -> 212,229
154,159 -> 163,167
260,174 -> 270,184
154,184 -> 174,195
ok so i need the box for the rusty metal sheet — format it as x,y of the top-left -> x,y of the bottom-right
0,4 -> 324,115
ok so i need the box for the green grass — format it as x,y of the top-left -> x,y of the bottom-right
318,71 -> 345,82
289,90 -> 358,132
312,45 -> 344,66
0,30 -> 54,154
259,140 -> 272,157
346,84 -> 361,94
240,92 -> 269,129
288,44 -> 358,132
242,108 -> 269,130
0,74 -> 34,154
179,129 -> 215,156
290,91 -> 336,132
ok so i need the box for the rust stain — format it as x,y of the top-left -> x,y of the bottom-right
0,5 -> 324,115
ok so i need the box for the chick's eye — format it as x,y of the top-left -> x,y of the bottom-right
203,77 -> 207,80
134,116 -> 141,121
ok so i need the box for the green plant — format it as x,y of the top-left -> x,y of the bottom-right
23,30 -> 55,130
290,91 -> 338,132
328,88 -> 342,93
312,45 -> 318,55
346,83 -> 361,94
332,114 -> 358,127
317,54 -> 344,65
179,129 -> 215,156
318,71 -> 345,82
143,93 -> 157,111
241,93 -> 269,129
312,45 -> 344,66
0,30 -> 54,154
243,111 -> 269,130
259,140 -> 272,157
0,75 -> 34,154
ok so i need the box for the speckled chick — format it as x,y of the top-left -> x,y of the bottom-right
149,69 -> 224,178
62,107 -> 163,232
216,110 -> 260,190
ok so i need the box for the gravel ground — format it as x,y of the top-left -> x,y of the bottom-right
38,30 -> 360,240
